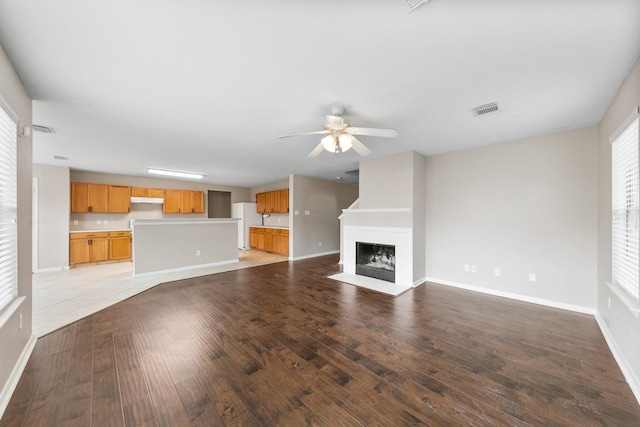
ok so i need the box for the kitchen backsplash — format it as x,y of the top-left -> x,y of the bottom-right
261,213 -> 290,227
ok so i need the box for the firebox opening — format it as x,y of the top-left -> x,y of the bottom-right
355,242 -> 396,283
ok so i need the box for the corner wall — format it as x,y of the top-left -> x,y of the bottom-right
596,57 -> 640,400
0,42 -> 34,416
424,126 -> 599,312
290,175 -> 358,259
32,164 -> 69,271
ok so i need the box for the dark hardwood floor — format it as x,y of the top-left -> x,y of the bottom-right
2,254 -> 640,426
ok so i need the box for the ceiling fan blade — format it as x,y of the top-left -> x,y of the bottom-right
346,127 -> 398,138
278,130 -> 329,139
308,142 -> 325,158
350,136 -> 372,156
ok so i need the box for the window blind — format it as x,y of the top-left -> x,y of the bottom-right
612,116 -> 640,301
0,105 -> 17,312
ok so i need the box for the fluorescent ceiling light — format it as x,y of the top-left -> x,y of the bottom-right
148,168 -> 203,179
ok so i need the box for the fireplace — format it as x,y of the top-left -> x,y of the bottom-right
355,242 -> 396,283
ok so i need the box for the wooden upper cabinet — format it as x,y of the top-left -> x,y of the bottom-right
181,190 -> 194,213
163,190 -> 182,213
131,186 -> 149,197
256,192 -> 266,213
71,182 -> 108,213
149,188 -> 165,198
108,185 -> 131,212
256,189 -> 289,213
280,189 -> 289,213
192,191 -> 204,213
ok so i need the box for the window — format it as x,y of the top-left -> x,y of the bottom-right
0,104 -> 18,312
612,111 -> 640,302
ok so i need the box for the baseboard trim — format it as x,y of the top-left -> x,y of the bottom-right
413,277 -> 427,288
0,333 -> 36,419
33,266 -> 70,274
133,259 -> 239,278
290,250 -> 340,261
595,313 -> 640,405
425,277 -> 596,315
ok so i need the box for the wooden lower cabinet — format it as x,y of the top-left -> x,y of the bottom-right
249,227 -> 288,256
70,230 -> 131,265
109,231 -> 132,260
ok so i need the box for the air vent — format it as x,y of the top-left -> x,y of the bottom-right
53,155 -> 69,161
408,0 -> 430,12
345,169 -> 359,177
32,124 -> 54,133
471,102 -> 501,117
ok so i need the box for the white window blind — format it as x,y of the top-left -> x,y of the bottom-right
0,105 -> 18,312
612,115 -> 640,301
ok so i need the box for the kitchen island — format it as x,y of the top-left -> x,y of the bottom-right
131,218 -> 239,276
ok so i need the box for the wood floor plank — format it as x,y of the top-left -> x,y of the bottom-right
3,255 -> 640,426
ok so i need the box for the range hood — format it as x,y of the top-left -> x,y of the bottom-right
131,197 -> 164,204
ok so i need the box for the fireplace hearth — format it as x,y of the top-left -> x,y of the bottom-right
355,242 -> 396,283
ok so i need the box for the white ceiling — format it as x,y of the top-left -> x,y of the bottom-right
0,0 -> 638,188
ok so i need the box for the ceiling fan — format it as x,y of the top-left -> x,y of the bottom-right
278,106 -> 398,158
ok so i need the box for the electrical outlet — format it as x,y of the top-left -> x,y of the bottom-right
19,313 -> 22,331
104,219 -> 108,225
529,273 -> 536,282
608,297 -> 611,309
294,210 -> 299,215
73,220 -> 79,225
494,268 -> 501,276
305,210 -> 310,216
97,220 -> 102,224
471,265 -> 477,273
464,264 -> 469,272
319,241 -> 322,247
196,250 -> 201,256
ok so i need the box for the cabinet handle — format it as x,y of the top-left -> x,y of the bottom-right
88,206 -> 92,212
88,239 -> 92,245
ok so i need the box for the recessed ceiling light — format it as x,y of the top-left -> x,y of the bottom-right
148,168 -> 203,179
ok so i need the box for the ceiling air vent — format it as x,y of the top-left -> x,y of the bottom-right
53,155 -> 69,161
32,124 -> 54,133
471,102 -> 501,117
407,0 -> 430,12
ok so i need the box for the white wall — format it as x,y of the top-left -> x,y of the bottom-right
290,175 -> 358,259
425,126 -> 599,312
596,57 -> 640,399
0,42 -> 33,416
32,164 -> 69,271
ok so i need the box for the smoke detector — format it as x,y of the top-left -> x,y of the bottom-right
470,102 -> 501,117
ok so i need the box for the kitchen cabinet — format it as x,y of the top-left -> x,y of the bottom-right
256,193 -> 266,213
132,187 -> 165,198
69,232 -> 109,265
192,191 -> 204,213
71,182 -> 108,213
149,188 -> 164,198
109,231 -> 132,260
249,227 -> 288,256
255,189 -> 289,213
108,185 -> 131,213
163,190 -> 182,213
266,191 -> 280,213
280,189 -> 289,213
165,190 -> 203,214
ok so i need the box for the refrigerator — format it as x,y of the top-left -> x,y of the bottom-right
232,202 -> 262,249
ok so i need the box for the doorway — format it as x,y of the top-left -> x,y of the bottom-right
208,190 -> 231,218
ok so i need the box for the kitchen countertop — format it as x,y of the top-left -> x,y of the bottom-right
250,225 -> 289,230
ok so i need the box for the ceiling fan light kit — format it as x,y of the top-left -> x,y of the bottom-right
279,105 -> 398,158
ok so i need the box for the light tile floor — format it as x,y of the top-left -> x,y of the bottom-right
33,250 -> 287,337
